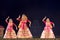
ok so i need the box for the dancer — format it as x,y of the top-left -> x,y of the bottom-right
40,16 -> 55,38
3,16 -> 17,38
17,14 -> 32,38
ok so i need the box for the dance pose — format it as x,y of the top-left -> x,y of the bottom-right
40,16 -> 55,38
3,16 -> 17,38
17,14 -> 32,38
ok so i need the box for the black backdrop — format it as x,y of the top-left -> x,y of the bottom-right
0,0 -> 60,38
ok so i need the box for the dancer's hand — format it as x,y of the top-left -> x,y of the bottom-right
18,15 -> 20,18
17,18 -> 19,20
6,16 -> 9,20
16,27 -> 18,30
17,15 -> 20,20
28,20 -> 31,27
7,16 -> 9,18
15,25 -> 18,30
5,16 -> 10,23
53,23 -> 55,27
29,24 -> 31,27
44,16 -> 46,19
42,16 -> 46,21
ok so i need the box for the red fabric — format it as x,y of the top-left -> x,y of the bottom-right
22,22 -> 26,29
43,21 -> 53,31
44,26 -> 50,31
50,22 -> 54,24
43,21 -> 53,24
7,23 -> 13,32
7,26 -> 13,32
19,20 -> 29,29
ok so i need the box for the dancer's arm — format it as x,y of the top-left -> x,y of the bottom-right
18,23 -> 20,29
51,22 -> 55,27
28,20 -> 31,27
42,16 -> 46,23
5,16 -> 9,23
17,15 -> 21,21
14,23 -> 17,30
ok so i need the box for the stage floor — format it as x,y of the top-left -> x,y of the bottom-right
0,38 -> 60,40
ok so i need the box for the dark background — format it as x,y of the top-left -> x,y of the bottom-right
0,0 -> 60,38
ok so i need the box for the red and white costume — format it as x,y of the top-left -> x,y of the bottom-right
17,20 -> 32,38
3,22 -> 17,38
40,21 -> 55,38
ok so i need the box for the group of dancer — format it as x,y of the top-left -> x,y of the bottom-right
3,14 -> 55,38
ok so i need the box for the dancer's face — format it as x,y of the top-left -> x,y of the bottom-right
21,14 -> 27,21
46,18 -> 50,22
22,14 -> 26,19
9,19 -> 13,23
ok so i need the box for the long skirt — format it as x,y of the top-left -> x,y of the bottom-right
17,27 -> 32,38
40,27 -> 55,38
3,28 -> 17,38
